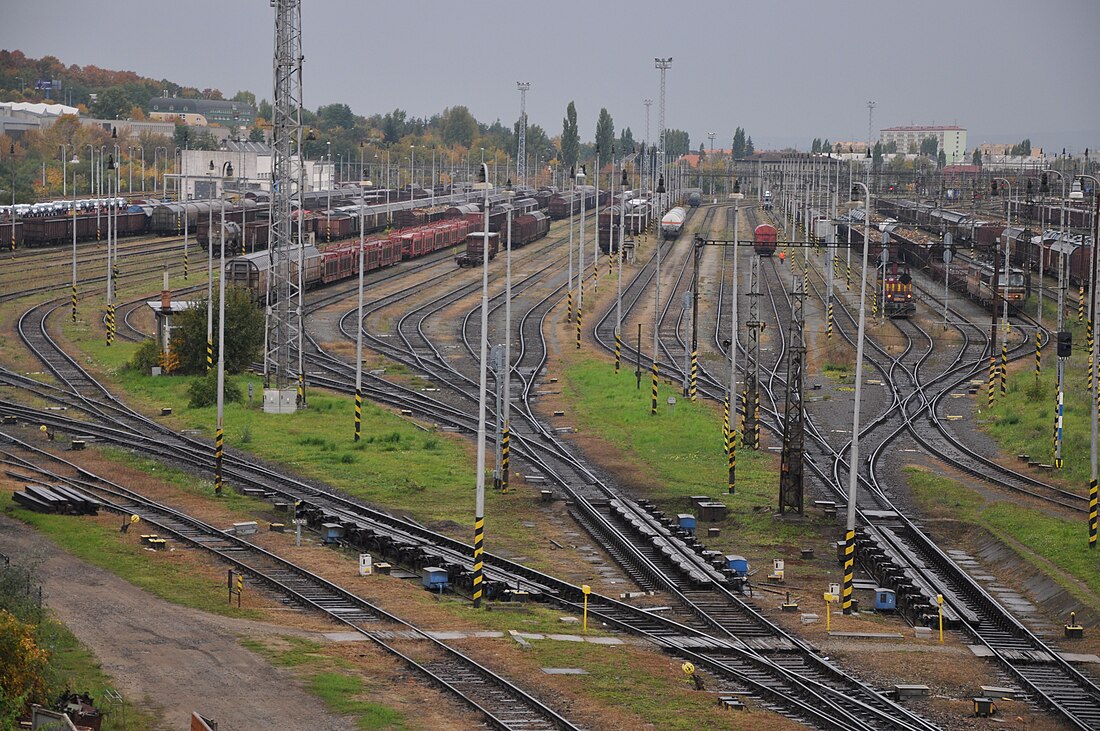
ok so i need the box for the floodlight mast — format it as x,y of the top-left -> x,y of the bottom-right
265,0 -> 305,412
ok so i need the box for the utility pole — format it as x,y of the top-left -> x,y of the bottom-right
516,83 -> 529,189
643,99 -> 652,185
265,0 -> 305,413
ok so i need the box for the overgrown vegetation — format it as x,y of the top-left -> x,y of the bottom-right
0,557 -> 159,729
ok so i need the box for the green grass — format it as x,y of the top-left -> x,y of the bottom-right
57,307 -> 479,526
2,494 -> 262,619
906,467 -> 1100,602
38,616 -> 162,730
96,445 -> 271,517
525,642 -> 741,730
240,636 -> 407,730
558,357 -> 818,553
983,297 -> 1092,484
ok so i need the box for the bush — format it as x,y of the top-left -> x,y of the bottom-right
188,373 -> 243,408
127,339 -> 163,373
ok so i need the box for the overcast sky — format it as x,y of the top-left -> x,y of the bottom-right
4,0 -> 1098,152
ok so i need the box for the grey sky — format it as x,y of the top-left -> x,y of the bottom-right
4,0 -> 1098,152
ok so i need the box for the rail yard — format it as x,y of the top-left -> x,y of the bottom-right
3,2 -> 1099,730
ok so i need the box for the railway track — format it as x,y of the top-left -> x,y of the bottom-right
310,203 -> 942,730
0,435 -> 582,731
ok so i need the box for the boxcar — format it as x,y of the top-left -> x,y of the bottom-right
456,232 -> 499,267
754,223 -> 778,256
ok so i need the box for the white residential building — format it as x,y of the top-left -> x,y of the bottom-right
879,125 -> 967,164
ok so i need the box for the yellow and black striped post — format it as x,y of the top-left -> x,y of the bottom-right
567,289 -> 573,322
501,423 -> 510,494
689,350 -> 698,401
71,284 -> 77,323
105,303 -> 115,346
214,426 -> 223,495
175,212 -> 180,238
1054,389 -> 1064,469
1089,477 -> 1098,549
184,246 -> 189,279
326,221 -> 331,243
728,419 -> 737,495
1035,330 -> 1042,380
353,388 -> 362,442
614,331 -> 621,373
592,262 -> 598,293
576,304 -> 582,350
988,356 -> 996,407
1000,342 -> 1008,397
1079,287 -> 1085,323
827,301 -> 834,339
842,529 -> 855,614
871,290 -> 878,319
722,394 -> 730,454
650,362 -> 659,416
846,262 -> 851,291
472,514 -> 485,608
206,338 -> 214,372
608,251 -> 613,277
297,372 -> 305,407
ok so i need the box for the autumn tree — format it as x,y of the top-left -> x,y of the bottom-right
0,610 -> 50,724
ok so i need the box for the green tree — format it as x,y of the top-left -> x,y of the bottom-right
380,108 -> 408,143
663,128 -> 690,156
171,287 -> 264,374
937,149 -> 947,167
318,103 -> 356,130
745,136 -> 754,156
698,142 -> 706,160
561,101 -> 579,169
811,138 -> 821,154
248,126 -> 265,142
884,140 -> 898,154
594,108 -> 615,162
972,148 -> 982,166
872,141 -> 884,169
731,127 -> 746,159
618,126 -> 635,153
232,90 -> 257,107
1010,138 -> 1032,156
441,105 -> 477,147
91,86 -> 131,119
821,138 -> 831,154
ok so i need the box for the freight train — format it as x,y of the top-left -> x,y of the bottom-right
226,218 -> 471,301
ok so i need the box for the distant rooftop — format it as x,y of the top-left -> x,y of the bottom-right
881,125 -> 965,132
0,101 -> 79,116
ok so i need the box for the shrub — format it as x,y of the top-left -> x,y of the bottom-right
126,339 -> 163,373
188,373 -> 243,408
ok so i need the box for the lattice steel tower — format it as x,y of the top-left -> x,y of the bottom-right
654,59 -> 671,169
516,82 -> 530,188
779,270 -> 806,514
265,0 -> 305,412
744,256 -> 761,450
642,99 -> 652,181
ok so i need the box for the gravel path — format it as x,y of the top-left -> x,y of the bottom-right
0,513 -> 355,731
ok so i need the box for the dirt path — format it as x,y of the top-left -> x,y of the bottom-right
0,513 -> 356,731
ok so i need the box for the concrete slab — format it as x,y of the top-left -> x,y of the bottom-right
323,632 -> 369,642
542,668 -> 589,675
585,637 -> 624,645
828,631 -> 904,639
1059,652 -> 1100,664
547,634 -> 586,642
